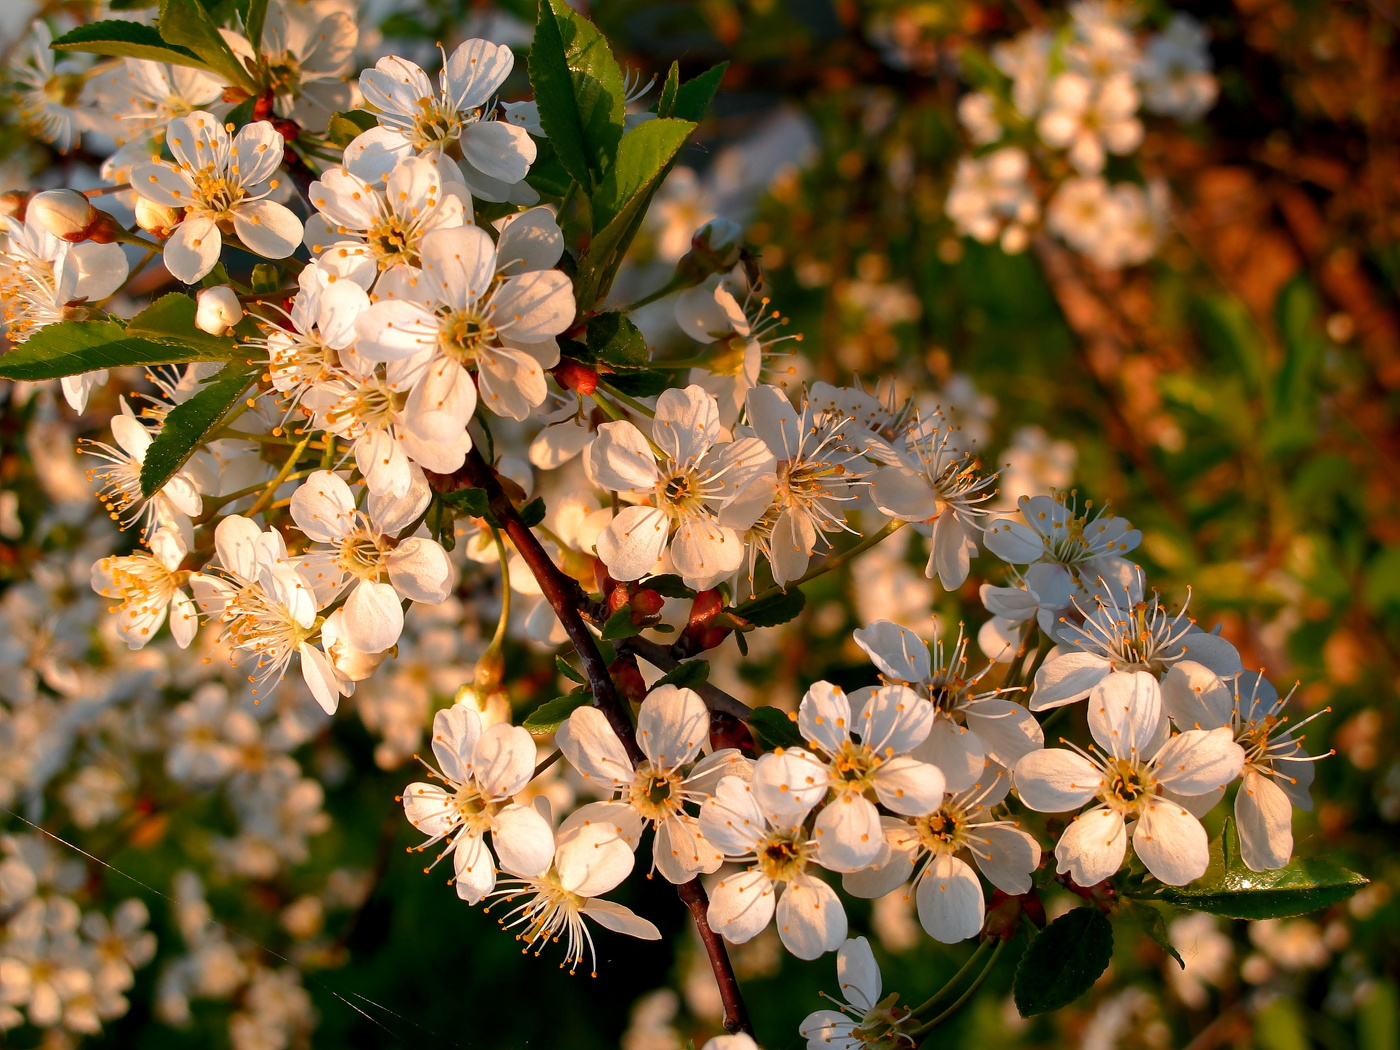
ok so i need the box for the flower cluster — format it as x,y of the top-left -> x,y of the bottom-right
944,3 -> 1217,268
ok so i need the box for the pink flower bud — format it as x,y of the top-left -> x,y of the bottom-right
195,286 -> 243,336
28,189 -> 97,242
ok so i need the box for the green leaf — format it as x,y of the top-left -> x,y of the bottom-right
239,0 -> 269,46
158,0 -> 255,89
126,294 -> 242,355
671,62 -> 727,122
439,487 -> 491,519
732,587 -> 807,628
586,312 -> 649,369
50,20 -> 207,68
656,62 -> 680,118
1013,907 -> 1114,1016
1137,819 -> 1368,919
654,660 -> 709,691
524,145 -> 572,199
1124,900 -> 1183,968
522,692 -> 592,734
600,606 -> 643,640
577,117 -> 695,307
140,361 -> 256,497
603,369 -> 671,398
641,574 -> 695,599
326,109 -> 378,148
748,707 -> 803,751
518,497 -> 547,528
527,0 -> 626,192
555,656 -> 586,684
0,320 -> 236,381
591,118 -> 696,232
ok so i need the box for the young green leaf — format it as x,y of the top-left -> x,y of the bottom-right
600,606 -> 643,640
527,0 -> 626,192
1013,907 -> 1114,1016
439,487 -> 492,519
555,656 -> 587,684
590,118 -> 697,232
654,660 -> 710,691
671,62 -> 727,122
1133,818 -> 1368,920
1124,900 -> 1183,968
641,574 -> 695,599
732,587 -> 807,628
325,109 -> 379,148
0,320 -> 236,381
50,20 -> 207,69
522,692 -> 593,734
748,707 -> 803,751
157,0 -> 256,90
125,293 -> 243,355
518,497 -> 547,528
139,361 -> 257,498
239,0 -> 270,48
576,117 -> 697,307
586,312 -> 650,369
656,62 -> 680,118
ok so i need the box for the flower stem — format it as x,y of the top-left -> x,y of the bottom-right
596,381 -> 657,419
911,940 -> 1005,1040
489,526 -> 511,652
245,431 -> 314,519
910,937 -> 993,1018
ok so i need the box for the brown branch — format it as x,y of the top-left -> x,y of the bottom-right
441,446 -> 754,1036
618,636 -> 753,722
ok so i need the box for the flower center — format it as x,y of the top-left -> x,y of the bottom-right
755,829 -> 812,883
439,308 -> 496,364
409,96 -> 465,152
914,805 -> 968,855
1102,758 -> 1154,814
189,164 -> 246,219
828,740 -> 880,795
627,764 -> 685,823
336,527 -> 387,581
451,783 -> 496,832
656,467 -> 708,519
366,213 -> 419,269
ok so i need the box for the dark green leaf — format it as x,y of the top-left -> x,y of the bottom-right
522,692 -> 592,734
110,0 -> 158,9
555,656 -> 586,684
654,660 -> 710,691
732,587 -> 807,628
1014,907 -> 1114,1016
656,62 -> 680,118
1124,900 -> 1183,968
326,109 -> 378,148
158,0 -> 255,89
51,20 -> 206,68
139,361 -> 256,498
748,707 -> 803,751
126,294 -> 242,355
250,264 -> 281,295
524,145 -> 572,199
0,319 -> 235,381
641,574 -> 695,599
527,0 -> 626,191
518,497 -> 546,528
672,62 -> 727,122
603,369 -> 671,398
586,312 -> 649,369
600,606 -> 643,640
1134,818 -> 1368,919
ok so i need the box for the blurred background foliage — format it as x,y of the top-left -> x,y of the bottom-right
1,0 -> 1398,1048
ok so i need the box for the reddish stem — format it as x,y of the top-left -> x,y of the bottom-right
446,447 -> 755,1036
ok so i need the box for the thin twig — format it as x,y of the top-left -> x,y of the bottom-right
618,635 -> 752,721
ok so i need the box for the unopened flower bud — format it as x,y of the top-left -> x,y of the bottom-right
472,645 -> 506,693
630,588 -> 665,622
677,217 -> 746,282
195,286 -> 243,336
552,358 -> 599,396
28,189 -> 97,242
134,198 -> 179,238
